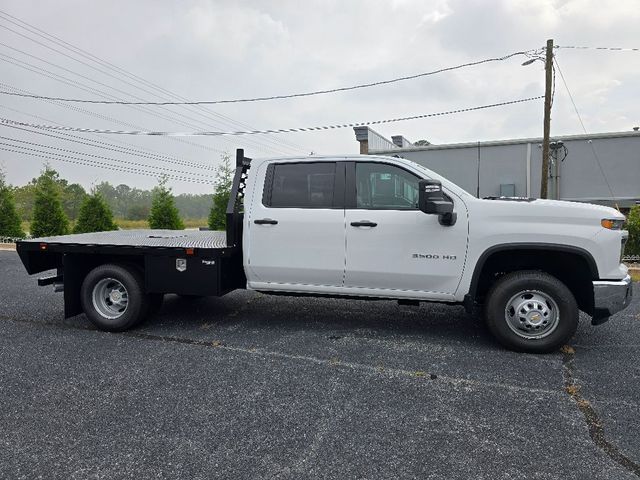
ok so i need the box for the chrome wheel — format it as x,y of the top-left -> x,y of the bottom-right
92,278 -> 129,320
504,290 -> 559,339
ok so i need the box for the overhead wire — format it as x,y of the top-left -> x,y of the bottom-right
0,131 -> 214,177
0,84 -> 219,169
0,96 -> 545,136
0,8 -> 304,153
0,142 -> 214,185
0,50 -> 291,157
553,55 -> 617,207
0,10 -> 303,154
0,52 -> 230,155
555,45 -> 640,52
0,50 -> 539,106
1,120 -> 215,171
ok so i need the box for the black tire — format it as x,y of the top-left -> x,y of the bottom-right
484,270 -> 579,353
177,294 -> 204,299
80,264 -> 148,332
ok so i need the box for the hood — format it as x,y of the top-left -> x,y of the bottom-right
477,197 -> 625,222
528,199 -> 624,219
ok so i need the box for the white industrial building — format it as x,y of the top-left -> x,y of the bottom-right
354,127 -> 640,208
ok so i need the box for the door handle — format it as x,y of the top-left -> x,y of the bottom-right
350,220 -> 377,227
254,218 -> 278,225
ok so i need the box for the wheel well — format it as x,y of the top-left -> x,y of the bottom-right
63,254 -> 145,318
471,248 -> 596,314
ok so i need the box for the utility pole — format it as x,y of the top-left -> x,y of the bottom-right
540,38 -> 554,199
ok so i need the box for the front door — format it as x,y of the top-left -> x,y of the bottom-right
344,161 -> 468,297
247,161 -> 346,287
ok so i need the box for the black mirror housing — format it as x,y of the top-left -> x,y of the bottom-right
419,179 -> 452,214
418,179 -> 456,226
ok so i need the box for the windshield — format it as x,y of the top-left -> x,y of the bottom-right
392,157 -> 474,198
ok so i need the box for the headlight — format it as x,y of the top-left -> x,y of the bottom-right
601,218 -> 625,230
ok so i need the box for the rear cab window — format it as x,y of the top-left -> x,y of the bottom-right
262,162 -> 343,208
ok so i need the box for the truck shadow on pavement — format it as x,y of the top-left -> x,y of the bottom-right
151,291 -> 511,351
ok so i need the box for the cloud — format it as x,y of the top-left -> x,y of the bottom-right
0,0 -> 638,193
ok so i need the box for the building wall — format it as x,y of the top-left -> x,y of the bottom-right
368,132 -> 640,207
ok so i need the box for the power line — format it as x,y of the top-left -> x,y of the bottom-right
0,134 -> 213,179
0,52 -> 230,154
0,143 -> 213,185
0,96 -> 544,136
553,56 -> 617,206
555,45 -> 640,52
1,120 -> 216,171
0,8 -> 303,153
0,38 -> 272,158
0,10 -> 304,154
0,50 -> 537,106
0,84 -> 221,168
0,51 -> 295,157
0,103 -> 216,170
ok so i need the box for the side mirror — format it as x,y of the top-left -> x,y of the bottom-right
418,179 -> 456,226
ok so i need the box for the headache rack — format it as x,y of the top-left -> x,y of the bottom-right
226,148 -> 252,248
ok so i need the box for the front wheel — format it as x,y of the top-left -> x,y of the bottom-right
484,271 -> 579,353
80,264 -> 148,332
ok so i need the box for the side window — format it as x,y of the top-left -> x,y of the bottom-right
267,162 -> 336,208
355,163 -> 419,209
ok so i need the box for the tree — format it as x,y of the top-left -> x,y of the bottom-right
12,183 -> 37,221
148,177 -> 184,230
61,182 -> 88,220
208,153 -> 234,231
30,167 -> 69,237
626,205 -> 640,255
73,192 -> 118,233
413,139 -> 431,146
0,171 -> 25,238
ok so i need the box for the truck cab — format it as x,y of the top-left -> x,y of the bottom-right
244,156 -> 469,301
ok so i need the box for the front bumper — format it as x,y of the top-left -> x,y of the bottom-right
592,274 -> 633,325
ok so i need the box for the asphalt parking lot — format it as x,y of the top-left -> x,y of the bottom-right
0,249 -> 638,480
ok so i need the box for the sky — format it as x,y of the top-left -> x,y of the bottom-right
0,0 -> 638,193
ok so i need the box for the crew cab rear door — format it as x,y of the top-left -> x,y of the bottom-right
344,161 -> 468,297
246,160 -> 346,287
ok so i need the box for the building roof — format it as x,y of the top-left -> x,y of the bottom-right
367,129 -> 640,154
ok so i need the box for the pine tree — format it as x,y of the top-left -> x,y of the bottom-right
0,172 -> 25,238
208,153 -> 234,231
73,192 -> 118,233
148,177 -> 184,230
30,168 -> 69,237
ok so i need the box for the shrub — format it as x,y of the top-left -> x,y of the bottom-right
0,174 -> 25,238
148,178 -> 184,230
626,205 -> 640,256
30,168 -> 69,237
73,193 -> 118,233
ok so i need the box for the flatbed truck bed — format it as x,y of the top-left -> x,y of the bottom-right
16,150 -> 251,322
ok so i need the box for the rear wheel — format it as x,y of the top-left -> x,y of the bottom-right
81,264 -> 148,332
485,271 -> 579,353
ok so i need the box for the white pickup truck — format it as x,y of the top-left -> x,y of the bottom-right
17,149 -> 632,353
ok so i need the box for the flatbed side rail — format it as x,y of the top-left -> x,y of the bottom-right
226,148 -> 251,247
